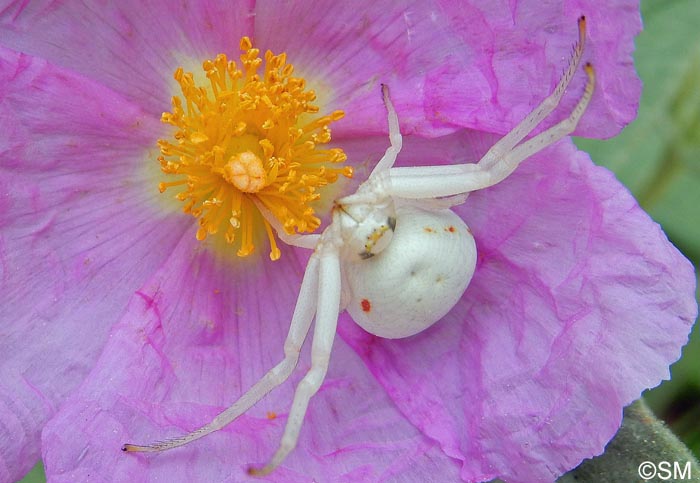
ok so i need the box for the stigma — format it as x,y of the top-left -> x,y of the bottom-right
158,37 -> 352,260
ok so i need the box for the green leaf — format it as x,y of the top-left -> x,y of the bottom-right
557,400 -> 700,483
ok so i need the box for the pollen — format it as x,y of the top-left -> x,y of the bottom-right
361,299 -> 371,313
158,37 -> 353,260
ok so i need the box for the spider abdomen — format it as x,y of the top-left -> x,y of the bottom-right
344,205 -> 476,339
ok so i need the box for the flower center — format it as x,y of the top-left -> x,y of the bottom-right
222,151 -> 266,193
158,37 -> 352,260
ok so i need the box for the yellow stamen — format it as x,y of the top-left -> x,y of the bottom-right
158,37 -> 352,259
262,219 -> 281,261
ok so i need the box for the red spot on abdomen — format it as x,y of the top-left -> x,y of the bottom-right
361,298 -> 371,312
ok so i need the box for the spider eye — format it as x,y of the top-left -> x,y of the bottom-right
336,201 -> 397,261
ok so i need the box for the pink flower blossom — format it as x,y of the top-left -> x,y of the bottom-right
0,1 -> 695,482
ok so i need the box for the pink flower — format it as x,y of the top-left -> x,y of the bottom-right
0,1 -> 695,483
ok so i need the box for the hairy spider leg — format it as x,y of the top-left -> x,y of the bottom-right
122,255 -> 321,453
387,62 -> 595,199
478,15 -> 587,170
484,63 -> 595,177
249,230 -> 343,476
387,15 -> 593,199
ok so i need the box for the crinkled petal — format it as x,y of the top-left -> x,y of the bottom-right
0,0 -> 468,135
2,0 -> 459,134
256,0 -> 640,139
0,2 -> 673,482
42,236 -> 461,482
425,0 -> 641,138
0,48 -> 187,481
0,1 -> 639,139
339,134 -> 696,483
0,0 -> 255,115
253,0 -> 471,137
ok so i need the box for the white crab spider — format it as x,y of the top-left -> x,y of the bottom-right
124,16 -> 595,475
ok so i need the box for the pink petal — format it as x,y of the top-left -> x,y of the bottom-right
426,0 -> 641,138
0,0 -> 255,114
253,0 -> 471,137
340,134 -> 696,482
42,236 -> 461,482
0,1 -> 639,139
0,47 -> 187,481
1,0 -> 469,136
0,2 -> 666,482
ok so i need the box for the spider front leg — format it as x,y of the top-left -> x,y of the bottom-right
478,15 -> 588,170
387,16 -> 595,200
249,230 -> 343,476
388,62 -> 595,199
122,251 -> 322,454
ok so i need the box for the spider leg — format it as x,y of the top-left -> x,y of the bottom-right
483,63 -> 596,181
370,84 -> 403,176
122,254 -> 321,453
249,243 -> 342,476
397,192 -> 470,210
478,15 -> 587,170
252,197 -> 320,249
386,63 -> 595,200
